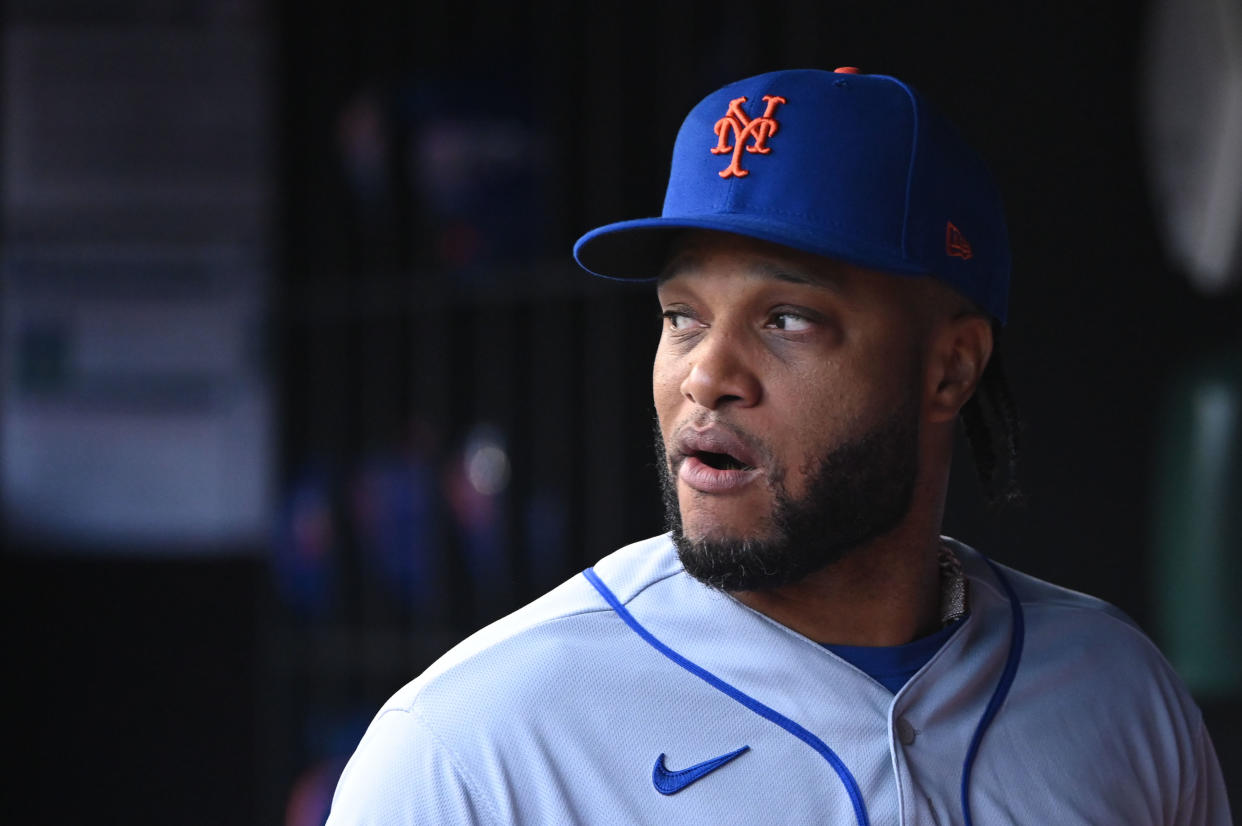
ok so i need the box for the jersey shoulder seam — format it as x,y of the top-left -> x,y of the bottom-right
383,600 -> 621,714
1176,712 -> 1209,817
384,703 -> 505,826
599,563 -> 688,608
386,562 -> 687,716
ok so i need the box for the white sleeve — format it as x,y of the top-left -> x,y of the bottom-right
326,706 -> 497,826
1176,717 -> 1233,826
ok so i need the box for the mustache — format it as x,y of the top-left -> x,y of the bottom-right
659,414 -> 775,470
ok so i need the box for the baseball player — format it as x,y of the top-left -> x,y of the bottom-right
327,69 -> 1232,824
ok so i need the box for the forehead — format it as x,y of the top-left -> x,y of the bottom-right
658,231 -> 899,299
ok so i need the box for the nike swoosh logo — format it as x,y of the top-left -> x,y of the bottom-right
651,745 -> 750,795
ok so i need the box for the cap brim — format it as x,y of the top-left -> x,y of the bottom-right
574,214 -> 933,282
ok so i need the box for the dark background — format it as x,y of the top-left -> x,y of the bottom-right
6,1 -> 1240,823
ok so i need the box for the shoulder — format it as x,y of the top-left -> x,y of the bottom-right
949,537 -> 1206,743
941,538 -> 1199,723
946,539 -> 1229,822
950,537 -> 1160,659
389,533 -> 681,711
329,535 -> 684,823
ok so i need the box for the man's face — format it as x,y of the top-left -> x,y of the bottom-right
653,232 -> 927,591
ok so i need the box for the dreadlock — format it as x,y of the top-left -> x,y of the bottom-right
959,322 -> 1023,506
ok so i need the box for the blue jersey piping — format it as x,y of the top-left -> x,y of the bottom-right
961,558 -> 1025,826
583,557 -> 1026,826
581,567 -> 870,826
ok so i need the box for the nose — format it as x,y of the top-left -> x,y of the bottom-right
679,331 -> 762,410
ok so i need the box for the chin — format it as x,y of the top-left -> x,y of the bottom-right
677,503 -> 774,546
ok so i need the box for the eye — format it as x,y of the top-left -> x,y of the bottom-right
661,309 -> 701,331
766,311 -> 813,332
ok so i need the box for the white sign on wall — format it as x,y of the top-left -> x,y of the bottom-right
2,24 -> 274,553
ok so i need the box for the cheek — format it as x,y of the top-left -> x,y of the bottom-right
651,347 -> 682,420
777,361 -> 887,451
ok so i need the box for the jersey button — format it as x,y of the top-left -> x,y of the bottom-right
896,717 -> 917,745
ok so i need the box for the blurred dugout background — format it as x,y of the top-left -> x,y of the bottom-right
4,0 -> 1240,823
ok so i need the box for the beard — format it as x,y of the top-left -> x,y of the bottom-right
657,397 -> 920,592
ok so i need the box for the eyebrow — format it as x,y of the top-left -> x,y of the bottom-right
758,262 -> 841,290
658,251 -> 845,293
657,250 -> 699,284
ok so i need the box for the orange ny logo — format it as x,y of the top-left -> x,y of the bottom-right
711,95 -> 787,179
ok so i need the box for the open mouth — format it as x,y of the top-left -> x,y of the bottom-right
694,451 -> 755,472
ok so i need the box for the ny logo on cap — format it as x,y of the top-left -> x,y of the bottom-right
711,95 -> 787,179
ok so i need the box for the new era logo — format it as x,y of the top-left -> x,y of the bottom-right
946,221 -> 973,260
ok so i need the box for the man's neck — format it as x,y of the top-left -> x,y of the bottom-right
729,523 -> 944,647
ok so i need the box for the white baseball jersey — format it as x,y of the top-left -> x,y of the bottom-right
327,535 -> 1232,825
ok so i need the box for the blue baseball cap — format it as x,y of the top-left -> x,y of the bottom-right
573,68 -> 1011,323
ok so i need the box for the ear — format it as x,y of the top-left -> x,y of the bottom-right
924,315 -> 993,424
